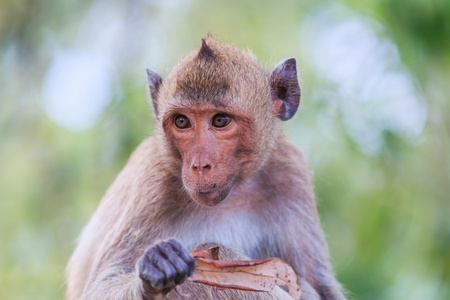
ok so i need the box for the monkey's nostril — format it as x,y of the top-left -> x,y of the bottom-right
192,163 -> 211,172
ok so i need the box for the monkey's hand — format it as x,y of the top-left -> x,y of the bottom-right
136,239 -> 195,298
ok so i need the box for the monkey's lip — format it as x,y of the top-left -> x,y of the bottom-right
188,184 -> 233,206
197,188 -> 220,194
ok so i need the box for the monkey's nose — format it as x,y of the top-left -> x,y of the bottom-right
192,162 -> 211,172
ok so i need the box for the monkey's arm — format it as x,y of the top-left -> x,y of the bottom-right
79,240 -> 194,300
284,163 -> 345,300
280,211 -> 346,300
66,138 -> 173,300
272,140 -> 347,300
82,266 -> 148,299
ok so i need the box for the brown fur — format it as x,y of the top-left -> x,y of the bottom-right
66,36 -> 346,300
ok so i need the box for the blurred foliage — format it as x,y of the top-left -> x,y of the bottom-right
1,0 -> 449,299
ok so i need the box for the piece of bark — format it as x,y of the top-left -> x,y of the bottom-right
187,247 -> 301,299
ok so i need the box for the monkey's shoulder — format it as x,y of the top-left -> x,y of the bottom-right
97,136 -> 168,207
255,138 -> 314,206
269,137 -> 311,173
128,136 -> 160,164
120,136 -> 174,180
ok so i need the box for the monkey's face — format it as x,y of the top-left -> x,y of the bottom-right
163,104 -> 255,206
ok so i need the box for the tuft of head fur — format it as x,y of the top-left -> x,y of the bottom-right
197,38 -> 216,61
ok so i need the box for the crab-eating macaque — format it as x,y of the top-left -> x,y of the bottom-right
66,36 -> 347,300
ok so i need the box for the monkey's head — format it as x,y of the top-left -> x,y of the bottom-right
147,36 -> 300,206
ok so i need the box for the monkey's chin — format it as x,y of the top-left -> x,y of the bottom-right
189,187 -> 231,207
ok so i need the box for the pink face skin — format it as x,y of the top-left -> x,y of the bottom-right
163,105 -> 254,206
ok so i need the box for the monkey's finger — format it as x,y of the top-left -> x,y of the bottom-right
156,242 -> 190,284
167,239 -> 195,275
145,248 -> 177,288
137,257 -> 165,291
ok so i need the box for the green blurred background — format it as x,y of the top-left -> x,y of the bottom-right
1,0 -> 449,299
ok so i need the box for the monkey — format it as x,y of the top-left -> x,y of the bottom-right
66,36 -> 347,300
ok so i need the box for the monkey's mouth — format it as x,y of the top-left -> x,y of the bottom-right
188,184 -> 233,207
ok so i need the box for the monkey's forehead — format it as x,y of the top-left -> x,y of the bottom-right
174,61 -> 231,102
158,65 -> 269,115
161,95 -> 238,114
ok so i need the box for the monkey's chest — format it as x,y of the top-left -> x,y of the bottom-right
174,212 -> 269,259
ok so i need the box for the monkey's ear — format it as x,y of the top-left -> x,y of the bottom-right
146,68 -> 162,115
270,58 -> 301,121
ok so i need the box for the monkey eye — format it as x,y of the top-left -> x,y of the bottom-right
174,115 -> 191,129
212,114 -> 231,128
